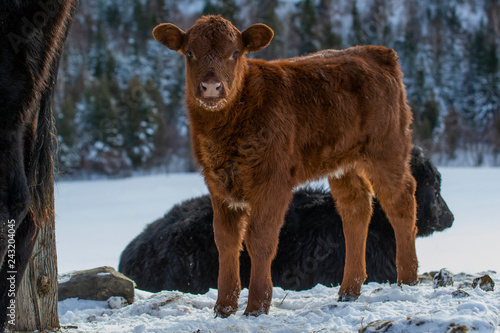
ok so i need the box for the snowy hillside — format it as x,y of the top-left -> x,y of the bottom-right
55,0 -> 500,176
54,168 -> 500,332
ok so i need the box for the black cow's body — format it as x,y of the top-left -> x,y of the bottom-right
120,147 -> 454,293
0,1 -> 77,330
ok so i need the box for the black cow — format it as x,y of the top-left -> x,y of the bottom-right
119,147 -> 454,293
0,1 -> 77,330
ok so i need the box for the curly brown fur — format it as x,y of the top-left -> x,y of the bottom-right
154,15 -> 418,316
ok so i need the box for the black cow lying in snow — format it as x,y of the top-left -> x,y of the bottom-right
0,1 -> 76,330
119,147 -> 454,293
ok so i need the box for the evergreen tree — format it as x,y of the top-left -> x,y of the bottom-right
105,1 -> 120,27
82,77 -> 128,175
133,0 -> 153,43
319,20 -> 342,50
84,78 -> 118,145
202,0 -> 239,25
481,40 -> 500,126
164,60 -> 185,125
295,0 -> 318,55
366,0 -> 392,46
494,115 -> 500,161
58,95 -> 76,148
145,79 -> 174,162
56,95 -> 80,175
423,98 -> 440,133
351,0 -> 365,45
317,0 -> 342,50
92,22 -> 106,78
444,106 -> 460,159
91,21 -> 117,80
410,62 -> 440,150
464,26 -> 500,133
253,0 -> 283,59
122,76 -> 162,169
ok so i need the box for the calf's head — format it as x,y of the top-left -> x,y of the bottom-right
153,15 -> 274,111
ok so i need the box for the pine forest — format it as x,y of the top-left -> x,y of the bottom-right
55,0 -> 500,177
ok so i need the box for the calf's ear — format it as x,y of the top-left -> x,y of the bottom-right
242,24 -> 274,53
153,23 -> 185,51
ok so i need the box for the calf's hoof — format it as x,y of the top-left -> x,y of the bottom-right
398,274 -> 420,286
243,293 -> 271,316
397,262 -> 419,286
338,294 -> 359,302
243,306 -> 269,317
338,283 -> 361,302
214,303 -> 238,318
401,278 -> 419,286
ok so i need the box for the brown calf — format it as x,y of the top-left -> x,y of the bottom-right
153,15 -> 418,317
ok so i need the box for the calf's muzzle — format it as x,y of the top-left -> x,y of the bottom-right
200,79 -> 225,98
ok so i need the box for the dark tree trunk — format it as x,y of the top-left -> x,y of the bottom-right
15,215 -> 59,331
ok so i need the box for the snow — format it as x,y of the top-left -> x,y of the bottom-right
55,173 -> 208,273
55,168 -> 500,332
416,168 -> 500,274
58,277 -> 500,332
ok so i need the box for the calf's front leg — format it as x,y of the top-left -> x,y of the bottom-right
212,195 -> 247,318
243,189 -> 292,316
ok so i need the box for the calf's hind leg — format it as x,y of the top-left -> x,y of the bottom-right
370,163 -> 419,286
328,171 -> 374,301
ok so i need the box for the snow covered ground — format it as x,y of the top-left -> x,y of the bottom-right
55,168 -> 500,332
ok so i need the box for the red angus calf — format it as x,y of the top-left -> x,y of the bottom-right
153,15 -> 418,317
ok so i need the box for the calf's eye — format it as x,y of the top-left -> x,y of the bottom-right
232,51 -> 239,59
186,51 -> 194,58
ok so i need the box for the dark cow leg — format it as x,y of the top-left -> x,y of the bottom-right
0,215 -> 39,332
0,117 -> 38,333
0,133 -> 31,269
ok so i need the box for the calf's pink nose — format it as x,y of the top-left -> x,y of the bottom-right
201,81 -> 222,98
